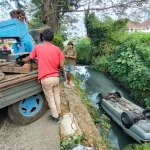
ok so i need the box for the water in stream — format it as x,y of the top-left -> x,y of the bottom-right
75,66 -> 137,150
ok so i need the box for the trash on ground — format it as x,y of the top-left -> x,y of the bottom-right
60,112 -> 82,138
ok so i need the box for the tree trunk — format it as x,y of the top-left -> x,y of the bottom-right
42,0 -> 59,32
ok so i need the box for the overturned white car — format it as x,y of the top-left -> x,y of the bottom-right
97,91 -> 150,143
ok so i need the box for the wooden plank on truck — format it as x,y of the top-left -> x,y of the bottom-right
0,64 -> 31,73
0,74 -> 38,90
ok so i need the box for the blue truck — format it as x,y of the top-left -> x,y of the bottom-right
0,18 -> 64,125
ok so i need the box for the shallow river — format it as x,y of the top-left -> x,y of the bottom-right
75,66 -> 138,150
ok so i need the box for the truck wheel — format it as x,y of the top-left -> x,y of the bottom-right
121,111 -> 134,129
143,107 -> 150,119
115,91 -> 123,98
8,93 -> 48,125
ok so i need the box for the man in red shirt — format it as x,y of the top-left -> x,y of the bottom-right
23,29 -> 64,123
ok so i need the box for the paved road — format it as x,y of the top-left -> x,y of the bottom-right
0,108 -> 60,150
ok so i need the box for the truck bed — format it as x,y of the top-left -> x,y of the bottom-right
0,69 -> 65,109
0,72 -> 42,109
0,73 -> 38,91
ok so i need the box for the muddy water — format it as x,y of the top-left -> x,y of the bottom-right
75,66 -> 137,150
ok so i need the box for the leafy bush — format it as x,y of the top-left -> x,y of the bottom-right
60,134 -> 85,150
75,38 -> 96,65
123,143 -> 150,150
53,33 -> 64,50
85,13 -> 128,57
109,32 -> 150,105
94,55 -> 111,72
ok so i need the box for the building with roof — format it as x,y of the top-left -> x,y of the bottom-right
127,19 -> 150,33
127,8 -> 150,33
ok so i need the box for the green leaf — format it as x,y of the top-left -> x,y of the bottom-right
116,59 -> 122,62
121,60 -> 126,64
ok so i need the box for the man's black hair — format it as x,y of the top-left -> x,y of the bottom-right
42,28 -> 54,42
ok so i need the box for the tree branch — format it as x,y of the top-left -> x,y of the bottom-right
47,0 -> 145,15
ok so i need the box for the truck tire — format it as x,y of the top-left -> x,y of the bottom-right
121,111 -> 134,129
8,93 -> 48,125
115,91 -> 123,98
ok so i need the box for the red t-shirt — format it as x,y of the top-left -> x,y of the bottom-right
29,43 -> 64,82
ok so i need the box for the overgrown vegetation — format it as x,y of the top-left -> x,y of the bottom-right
123,143 -> 150,150
76,12 -> 150,106
75,38 -> 95,65
85,13 -> 128,57
53,33 -> 64,50
75,13 -> 128,66
60,134 -> 85,150
94,55 -> 112,72
109,32 -> 150,105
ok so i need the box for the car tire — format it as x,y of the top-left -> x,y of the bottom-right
8,93 -> 48,125
115,91 -> 123,98
97,93 -> 103,102
143,107 -> 150,119
121,111 -> 134,129
96,93 -> 103,107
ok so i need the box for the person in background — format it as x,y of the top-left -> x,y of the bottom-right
2,44 -> 7,51
22,28 -> 64,123
64,41 -> 76,86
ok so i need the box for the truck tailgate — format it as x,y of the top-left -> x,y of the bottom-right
0,74 -> 42,109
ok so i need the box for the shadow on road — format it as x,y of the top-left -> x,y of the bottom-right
0,107 -> 8,128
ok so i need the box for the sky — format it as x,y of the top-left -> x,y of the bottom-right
0,0 -> 148,38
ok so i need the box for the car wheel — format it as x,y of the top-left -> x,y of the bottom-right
8,93 -> 48,125
143,107 -> 150,119
96,93 -> 103,107
115,91 -> 123,98
121,111 -> 134,129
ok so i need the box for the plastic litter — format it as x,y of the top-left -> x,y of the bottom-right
72,145 -> 94,150
60,113 -> 82,138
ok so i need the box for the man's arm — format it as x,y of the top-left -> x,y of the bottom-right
59,49 -> 65,69
22,56 -> 31,62
68,50 -> 77,59
59,60 -> 64,69
22,47 -> 37,62
68,55 -> 76,59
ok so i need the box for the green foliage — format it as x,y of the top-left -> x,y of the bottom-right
85,13 -> 128,57
94,55 -> 112,72
60,134 -> 85,150
75,38 -> 96,65
27,18 -> 43,30
108,32 -> 150,105
123,143 -> 150,150
53,33 -> 64,50
27,9 -> 43,30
